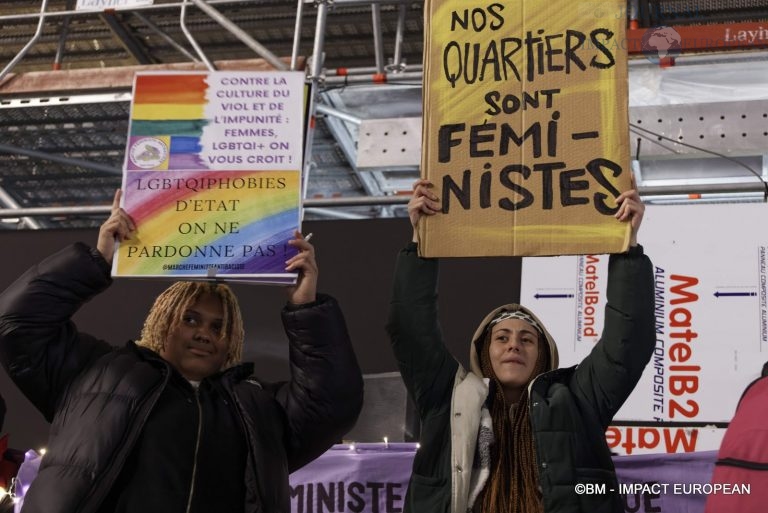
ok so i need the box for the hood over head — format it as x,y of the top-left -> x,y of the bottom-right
469,303 -> 559,379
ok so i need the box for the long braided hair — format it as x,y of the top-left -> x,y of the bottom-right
478,322 -> 551,513
136,281 -> 245,368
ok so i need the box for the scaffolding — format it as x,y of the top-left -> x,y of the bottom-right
0,0 -> 767,228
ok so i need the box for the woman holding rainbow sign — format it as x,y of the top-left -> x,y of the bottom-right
0,190 -> 363,513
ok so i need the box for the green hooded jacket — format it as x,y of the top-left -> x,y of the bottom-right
386,243 -> 655,513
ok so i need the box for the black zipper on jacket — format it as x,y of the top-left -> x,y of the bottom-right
185,387 -> 203,513
78,361 -> 171,513
228,386 -> 263,513
716,458 -> 768,471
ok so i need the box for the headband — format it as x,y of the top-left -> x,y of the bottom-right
489,310 -> 543,335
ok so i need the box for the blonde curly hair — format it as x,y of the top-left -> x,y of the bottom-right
136,281 -> 245,368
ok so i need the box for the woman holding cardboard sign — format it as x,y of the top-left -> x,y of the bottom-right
387,179 -> 654,513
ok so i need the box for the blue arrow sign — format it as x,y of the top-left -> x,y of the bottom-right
713,291 -> 757,298
534,293 -> 574,299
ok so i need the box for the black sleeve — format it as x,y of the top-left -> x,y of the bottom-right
275,294 -> 363,471
386,243 -> 458,420
572,245 -> 656,428
0,243 -> 114,421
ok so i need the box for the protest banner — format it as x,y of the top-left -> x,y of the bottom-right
521,203 -> 768,454
11,443 -> 728,513
113,71 -> 305,281
287,444 -> 721,513
289,444 -> 416,513
420,1 -> 631,257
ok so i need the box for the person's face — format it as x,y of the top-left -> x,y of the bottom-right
489,318 -> 540,402
161,293 -> 230,381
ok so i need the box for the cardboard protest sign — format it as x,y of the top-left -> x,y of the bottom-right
420,1 -> 631,257
114,71 -> 305,281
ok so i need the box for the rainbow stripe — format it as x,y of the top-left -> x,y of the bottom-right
117,72 -> 303,278
116,170 -> 299,276
127,74 -> 210,171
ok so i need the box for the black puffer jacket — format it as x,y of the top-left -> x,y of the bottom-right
0,242 -> 363,513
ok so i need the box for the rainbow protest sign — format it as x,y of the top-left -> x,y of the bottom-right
114,71 -> 305,281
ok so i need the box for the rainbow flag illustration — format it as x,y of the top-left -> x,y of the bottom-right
126,74 -> 209,171
115,71 -> 305,279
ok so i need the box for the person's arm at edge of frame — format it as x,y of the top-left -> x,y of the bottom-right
386,178 -> 458,418
276,230 -> 364,472
0,190 -> 134,421
573,184 -> 656,428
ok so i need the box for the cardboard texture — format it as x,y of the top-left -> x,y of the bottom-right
420,1 -> 631,257
113,71 -> 305,280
